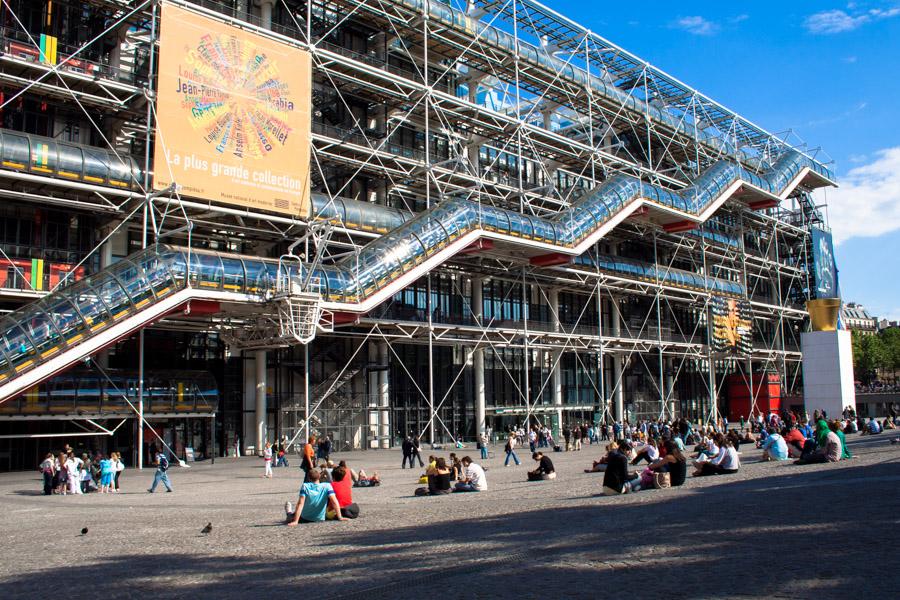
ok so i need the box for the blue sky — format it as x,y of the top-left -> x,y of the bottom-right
539,1 -> 900,320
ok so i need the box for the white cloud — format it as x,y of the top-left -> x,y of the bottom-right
729,14 -> 750,24
672,16 -> 719,36
842,55 -> 858,63
804,9 -> 869,33
818,147 -> 900,244
804,6 -> 900,34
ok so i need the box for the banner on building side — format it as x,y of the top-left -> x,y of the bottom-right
153,3 -> 311,215
711,297 -> 753,356
810,226 -> 837,299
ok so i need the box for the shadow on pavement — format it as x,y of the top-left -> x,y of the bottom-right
2,455 -> 899,599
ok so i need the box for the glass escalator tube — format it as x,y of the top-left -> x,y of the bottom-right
220,255 -> 248,293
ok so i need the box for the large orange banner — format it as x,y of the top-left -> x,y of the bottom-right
153,3 -> 311,215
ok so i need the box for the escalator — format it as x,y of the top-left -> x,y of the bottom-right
0,149 -> 832,402
307,149 -> 832,312
0,246 -> 281,403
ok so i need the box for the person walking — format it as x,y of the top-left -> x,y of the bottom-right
322,436 -> 332,462
301,436 -> 316,482
479,433 -> 489,460
401,436 -> 414,468
504,435 -> 521,466
148,451 -> 173,493
411,436 -> 424,467
263,442 -> 274,478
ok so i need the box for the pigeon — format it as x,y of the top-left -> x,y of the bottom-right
80,527 -> 88,536
200,522 -> 212,535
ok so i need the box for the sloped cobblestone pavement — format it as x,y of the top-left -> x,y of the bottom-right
1,434 -> 898,599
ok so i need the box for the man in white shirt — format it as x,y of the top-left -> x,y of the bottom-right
454,456 -> 487,492
65,453 -> 83,495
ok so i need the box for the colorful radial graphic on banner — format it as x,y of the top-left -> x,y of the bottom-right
180,33 -> 294,159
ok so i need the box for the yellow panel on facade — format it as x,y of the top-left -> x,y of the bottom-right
153,3 -> 312,217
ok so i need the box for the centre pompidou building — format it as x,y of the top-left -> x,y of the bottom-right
0,0 -> 837,468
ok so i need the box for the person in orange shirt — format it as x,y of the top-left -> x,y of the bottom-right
301,436 -> 316,482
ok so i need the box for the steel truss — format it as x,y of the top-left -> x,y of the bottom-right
0,0 -> 835,449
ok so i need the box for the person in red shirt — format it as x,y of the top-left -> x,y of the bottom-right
782,426 -> 806,458
329,465 -> 360,519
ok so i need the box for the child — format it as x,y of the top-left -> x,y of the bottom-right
263,442 -> 273,478
112,452 -> 125,492
99,454 -> 114,494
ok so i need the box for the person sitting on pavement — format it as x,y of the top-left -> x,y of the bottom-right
693,437 -> 740,476
449,453 -> 464,481
648,440 -> 687,487
631,439 -> 660,465
602,442 -> 635,495
759,427 -> 789,461
864,417 -> 882,435
694,433 -> 720,460
527,451 -> 556,481
829,420 -> 852,460
726,430 -> 743,452
795,426 -> 842,465
782,426 -> 807,458
337,460 -> 381,487
329,465 -> 360,519
585,442 -> 619,473
286,468 -> 346,525
454,456 -> 487,492
414,457 -> 452,496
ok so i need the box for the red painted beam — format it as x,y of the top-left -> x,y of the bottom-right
663,220 -> 699,234
330,311 -> 359,325
749,199 -> 779,211
459,239 -> 494,255
180,300 -> 222,316
628,206 -> 649,218
530,252 -> 572,267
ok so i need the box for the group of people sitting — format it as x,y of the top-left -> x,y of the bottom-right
588,439 -> 688,495
285,459 -> 378,524
313,459 -> 382,487
413,454 -> 488,495
284,408 -> 891,522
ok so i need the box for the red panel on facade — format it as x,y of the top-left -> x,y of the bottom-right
331,311 -> 359,325
459,239 -> 494,255
725,372 -> 782,421
749,199 -> 779,211
180,300 -> 221,316
529,252 -> 571,267
662,220 -> 698,233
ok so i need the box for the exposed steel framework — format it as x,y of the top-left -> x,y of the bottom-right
0,0 -> 836,458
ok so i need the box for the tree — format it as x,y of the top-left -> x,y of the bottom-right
879,327 -> 900,381
852,332 -> 888,385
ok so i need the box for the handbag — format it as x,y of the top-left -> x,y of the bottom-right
653,471 -> 671,489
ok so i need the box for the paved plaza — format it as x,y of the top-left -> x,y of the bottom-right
1,435 -> 898,599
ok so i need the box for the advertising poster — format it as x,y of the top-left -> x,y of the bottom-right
810,226 -> 837,299
153,3 -> 311,215
711,297 -> 753,356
